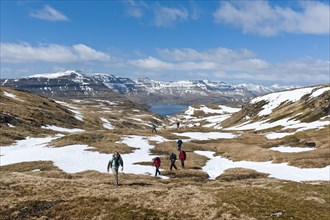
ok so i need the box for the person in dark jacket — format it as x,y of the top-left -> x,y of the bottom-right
107,152 -> 124,186
169,152 -> 177,170
179,150 -> 186,168
177,139 -> 183,151
152,157 -> 161,177
151,123 -> 157,133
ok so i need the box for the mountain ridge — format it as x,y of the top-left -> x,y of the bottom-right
1,70 -> 295,105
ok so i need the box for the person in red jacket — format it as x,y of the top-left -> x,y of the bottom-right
152,157 -> 161,177
179,150 -> 186,168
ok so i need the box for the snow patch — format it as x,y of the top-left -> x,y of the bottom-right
3,91 -> 24,102
173,132 -> 238,140
309,87 -> 330,98
270,146 -> 315,153
195,150 -> 330,182
42,125 -> 84,133
100,118 -> 114,130
251,87 -> 315,116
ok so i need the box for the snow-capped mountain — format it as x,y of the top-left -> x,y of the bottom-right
1,70 -> 291,105
222,84 -> 330,134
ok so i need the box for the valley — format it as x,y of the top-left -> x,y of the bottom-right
1,83 -> 329,219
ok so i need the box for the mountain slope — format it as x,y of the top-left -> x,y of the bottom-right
223,85 -> 330,128
0,86 -> 159,146
0,87 -> 83,145
1,71 -> 121,99
1,70 -> 291,105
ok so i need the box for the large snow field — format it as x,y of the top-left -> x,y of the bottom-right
0,135 -> 169,179
195,150 -> 330,182
250,86 -> 319,116
1,133 -> 329,182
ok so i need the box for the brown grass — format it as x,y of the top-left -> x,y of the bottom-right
1,87 -> 329,219
1,165 -> 329,220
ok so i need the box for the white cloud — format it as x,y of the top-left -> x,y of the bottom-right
158,47 -> 255,63
123,2 -> 194,27
213,1 -> 330,36
72,44 -> 111,62
30,5 -> 69,21
0,43 -> 111,63
126,7 -> 144,18
130,47 -> 329,84
124,0 -> 148,18
1,42 -> 328,85
154,6 -> 188,27
130,56 -> 173,70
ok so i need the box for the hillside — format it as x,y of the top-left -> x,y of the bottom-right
1,85 -> 329,219
0,70 -> 291,105
0,87 -> 157,146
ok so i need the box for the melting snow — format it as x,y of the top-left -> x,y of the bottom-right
0,135 -> 169,179
251,87 -> 315,116
265,132 -> 295,139
195,150 -> 330,182
173,132 -> 238,140
3,91 -> 24,102
100,118 -> 114,130
56,101 -> 84,121
227,118 -> 329,135
310,87 -> 330,98
270,146 -> 315,153
8,124 -> 15,128
41,125 -> 84,133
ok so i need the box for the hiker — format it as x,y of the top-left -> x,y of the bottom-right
152,157 -> 161,177
169,152 -> 177,170
152,123 -> 157,133
177,139 -> 183,151
179,149 -> 186,168
176,121 -> 180,128
107,152 -> 124,186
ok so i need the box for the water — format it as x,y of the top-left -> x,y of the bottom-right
149,104 -> 188,116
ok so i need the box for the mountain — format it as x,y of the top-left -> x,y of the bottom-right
219,84 -> 330,157
0,86 -> 157,146
1,70 -> 292,105
223,84 -> 330,127
1,70 -> 122,99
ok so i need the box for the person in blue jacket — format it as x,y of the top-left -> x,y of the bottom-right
177,139 -> 183,151
107,152 -> 124,186
152,123 -> 157,133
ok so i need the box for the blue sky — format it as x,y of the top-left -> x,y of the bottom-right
1,0 -> 329,86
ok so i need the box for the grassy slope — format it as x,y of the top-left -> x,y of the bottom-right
1,87 -> 329,219
1,163 -> 329,220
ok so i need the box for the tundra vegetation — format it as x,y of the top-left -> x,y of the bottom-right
1,86 -> 329,219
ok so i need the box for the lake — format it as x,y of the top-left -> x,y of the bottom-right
149,104 -> 188,116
